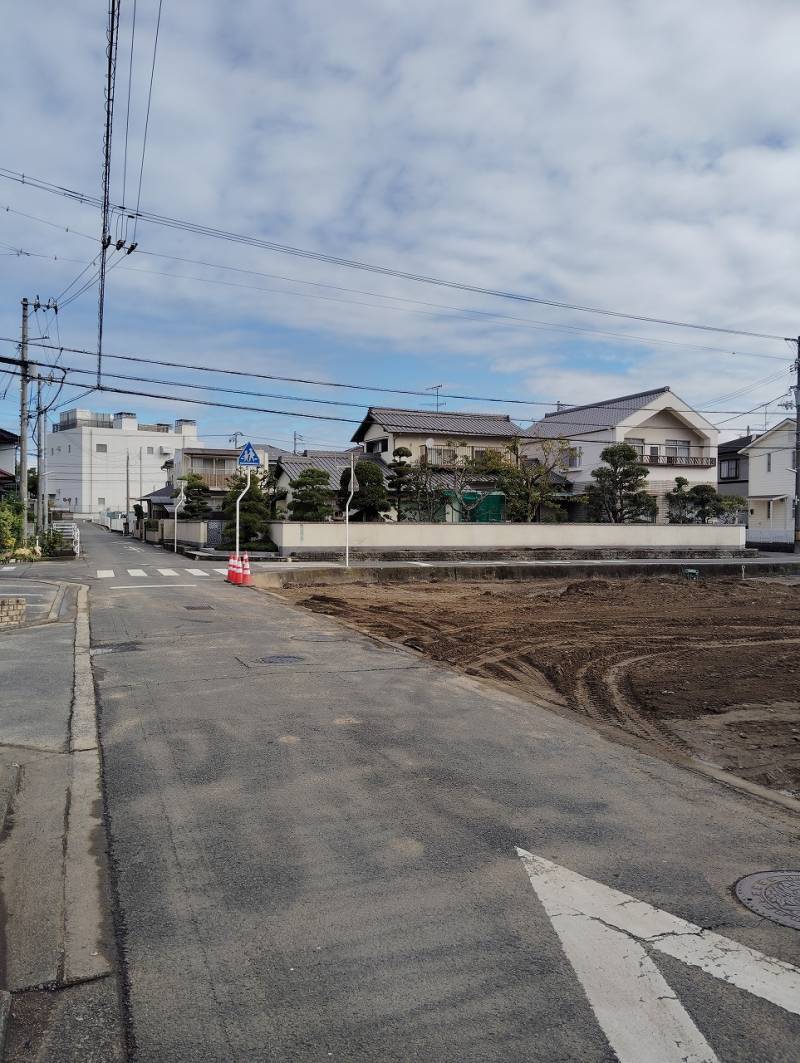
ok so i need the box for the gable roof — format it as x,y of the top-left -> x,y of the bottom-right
718,433 -> 756,456
523,387 -> 672,439
351,407 -> 522,443
741,418 -> 796,453
0,427 -> 19,446
276,453 -> 390,489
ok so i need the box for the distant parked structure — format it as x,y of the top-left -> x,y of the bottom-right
45,409 -> 201,517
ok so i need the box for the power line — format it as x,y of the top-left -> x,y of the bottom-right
97,0 -> 123,387
0,165 -> 791,343
132,0 -> 164,241
121,0 -> 137,209
1,336 -> 792,416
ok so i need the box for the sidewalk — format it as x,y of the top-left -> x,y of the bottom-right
0,583 -> 123,1062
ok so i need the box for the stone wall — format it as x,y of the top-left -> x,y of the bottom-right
0,598 -> 25,629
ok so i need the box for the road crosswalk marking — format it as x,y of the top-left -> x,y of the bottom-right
94,568 -> 224,580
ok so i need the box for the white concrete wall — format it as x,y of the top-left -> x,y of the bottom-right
268,521 -> 745,553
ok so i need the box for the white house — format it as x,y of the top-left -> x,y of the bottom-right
45,409 -> 202,517
522,387 -> 719,522
740,418 -> 797,547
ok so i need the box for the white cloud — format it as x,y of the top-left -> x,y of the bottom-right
0,0 -> 798,444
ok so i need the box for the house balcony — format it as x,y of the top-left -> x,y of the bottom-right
641,454 -> 716,468
420,445 -> 503,467
186,469 -> 237,490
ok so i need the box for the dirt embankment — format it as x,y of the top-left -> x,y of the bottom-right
279,576 -> 800,797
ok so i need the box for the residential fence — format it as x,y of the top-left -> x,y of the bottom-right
267,521 -> 746,556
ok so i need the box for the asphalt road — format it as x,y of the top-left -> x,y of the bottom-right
21,523 -> 800,1061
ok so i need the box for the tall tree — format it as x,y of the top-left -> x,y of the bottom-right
388,447 -> 413,520
583,443 -> 657,523
501,437 -> 571,522
338,460 -> 390,521
288,467 -> 334,521
666,476 -> 693,524
177,472 -> 211,520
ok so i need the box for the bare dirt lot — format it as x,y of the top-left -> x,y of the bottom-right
279,575 -> 800,797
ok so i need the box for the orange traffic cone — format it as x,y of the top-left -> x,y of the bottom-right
226,553 -> 241,584
241,552 -> 253,586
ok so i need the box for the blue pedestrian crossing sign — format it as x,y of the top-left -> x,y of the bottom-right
238,441 -> 261,467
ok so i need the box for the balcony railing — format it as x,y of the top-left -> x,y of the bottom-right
420,445 -> 502,467
641,454 -> 716,468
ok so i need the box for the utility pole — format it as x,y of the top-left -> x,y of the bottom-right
229,431 -> 244,448
18,298 -> 29,537
139,445 -> 143,511
293,431 -> 299,454
794,337 -> 800,554
39,396 -> 47,535
125,450 -> 130,520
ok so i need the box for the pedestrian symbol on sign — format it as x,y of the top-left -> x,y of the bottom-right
238,442 -> 261,467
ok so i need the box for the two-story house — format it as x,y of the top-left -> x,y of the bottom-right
522,387 -> 719,522
167,444 -> 293,511
351,407 -> 522,465
716,433 -> 754,524
740,419 -> 797,548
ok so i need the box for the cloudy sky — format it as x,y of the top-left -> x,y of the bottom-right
1,0 -> 799,451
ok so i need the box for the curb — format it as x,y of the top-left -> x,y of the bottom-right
0,990 -> 11,1060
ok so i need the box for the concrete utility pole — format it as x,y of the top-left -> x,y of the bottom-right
18,298 -> 29,536
38,392 -> 47,535
794,337 -> 800,554
125,450 -> 131,519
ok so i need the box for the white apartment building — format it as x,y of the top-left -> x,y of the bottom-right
45,409 -> 202,517
741,418 -> 797,547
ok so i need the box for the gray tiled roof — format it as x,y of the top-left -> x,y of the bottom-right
276,453 -> 389,489
718,434 -> 755,455
523,388 -> 671,439
351,407 -> 522,442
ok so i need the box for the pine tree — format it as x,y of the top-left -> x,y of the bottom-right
221,471 -> 271,545
339,460 -> 390,521
584,443 -> 657,523
178,472 -> 211,520
288,468 -> 334,521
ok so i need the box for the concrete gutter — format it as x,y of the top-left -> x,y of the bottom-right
251,556 -> 800,590
64,585 -> 111,984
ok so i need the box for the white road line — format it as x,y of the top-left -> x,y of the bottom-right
516,849 -> 800,1062
185,568 -> 209,576
408,561 -> 431,567
127,569 -> 147,577
124,545 -> 143,552
96,570 -> 115,579
111,584 -> 197,590
213,568 -> 228,574
1,565 -> 14,572
157,568 -> 178,576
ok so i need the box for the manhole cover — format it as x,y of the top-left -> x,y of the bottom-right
734,871 -> 800,929
257,654 -> 304,665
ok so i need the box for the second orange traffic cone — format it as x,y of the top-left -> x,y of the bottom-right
240,552 -> 253,586
226,553 -> 241,584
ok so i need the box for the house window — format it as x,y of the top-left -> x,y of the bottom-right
568,446 -> 582,469
147,446 -> 154,455
97,497 -> 106,506
95,443 -> 107,454
365,438 -> 389,454
719,458 -> 739,480
766,452 -> 772,473
665,439 -> 691,458
626,437 -> 644,458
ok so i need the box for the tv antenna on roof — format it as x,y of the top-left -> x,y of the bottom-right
427,384 -> 443,412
